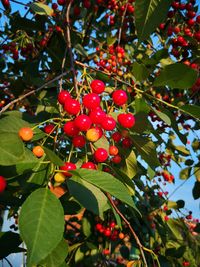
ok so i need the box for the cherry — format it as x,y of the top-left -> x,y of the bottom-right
103,249 -> 110,255
112,132 -> 122,143
60,162 -> 76,177
109,221 -> 116,228
81,162 -> 96,169
1,0 -> 10,9
18,127 -> 33,141
52,3 -> 58,10
83,0 -> 91,9
64,98 -> 80,115
57,90 -> 71,105
57,0 -> 66,5
117,113 -> 135,128
74,6 -> 81,16
109,145 -> 118,156
72,135 -> 86,148
44,124 -> 54,134
182,261 -> 190,267
101,115 -> 116,131
75,114 -> 92,131
83,93 -> 100,110
0,176 -> 6,193
86,127 -> 102,142
89,107 -> 106,124
164,215 -> 169,221
95,223 -> 103,231
112,90 -> 128,106
196,15 -> 200,23
94,148 -> 108,162
32,146 -> 44,158
103,228 -> 111,237
111,154 -> 122,164
122,137 -> 132,148
63,121 -> 79,137
90,80 -> 105,94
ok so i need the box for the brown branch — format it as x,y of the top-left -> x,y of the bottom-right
0,71 -> 70,115
65,0 -> 78,95
106,193 -> 148,267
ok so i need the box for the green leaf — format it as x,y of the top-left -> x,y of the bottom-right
72,169 -> 138,211
122,150 -> 138,179
74,44 -> 88,58
135,0 -> 173,42
179,167 -> 191,180
192,181 -> 200,200
30,2 -> 53,16
153,63 -> 198,89
151,107 -> 171,126
194,167 -> 200,182
93,135 -> 109,151
131,112 -> 150,133
67,176 -> 109,219
130,135 -> 160,169
19,188 -> 64,267
82,217 -> 91,237
173,145 -> 190,156
132,62 -> 150,81
39,239 -> 68,267
180,104 -> 200,120
0,232 -> 25,259
0,133 -> 25,166
43,147 -> 64,166
135,97 -> 150,114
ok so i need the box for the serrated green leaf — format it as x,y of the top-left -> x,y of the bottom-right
122,150 -> 138,179
19,188 -> 64,267
67,176 -> 109,219
130,135 -> 160,169
154,63 -> 198,89
30,3 -> 53,16
135,0 -> 173,42
151,107 -> 171,126
71,169 -> 139,212
132,62 -> 150,81
43,147 -> 64,166
39,239 -> 68,267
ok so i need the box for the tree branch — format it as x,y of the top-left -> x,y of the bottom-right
106,193 -> 148,267
0,71 -> 70,115
65,0 -> 78,95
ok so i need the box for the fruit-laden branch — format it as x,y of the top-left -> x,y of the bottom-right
106,193 -> 148,267
0,70 -> 71,116
65,0 -> 78,95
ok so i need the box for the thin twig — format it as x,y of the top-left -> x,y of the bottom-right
4,258 -> 13,267
106,193 -> 148,267
0,71 -> 70,115
65,0 -> 78,95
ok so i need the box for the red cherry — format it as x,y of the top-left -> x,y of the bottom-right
94,148 -> 108,162
58,90 -> 71,105
57,0 -> 66,5
164,215 -> 169,221
101,115 -> 116,131
72,135 -> 86,148
44,124 -> 54,134
109,221 -> 116,228
63,121 -> 79,137
89,107 -> 106,124
111,154 -> 122,164
74,6 -> 81,16
95,223 -> 103,231
60,162 -> 76,177
117,113 -> 135,128
83,0 -> 91,8
64,98 -> 80,115
112,132 -> 122,143
83,93 -> 100,110
112,90 -> 128,106
182,261 -> 190,267
196,15 -> 200,23
0,176 -> 6,193
186,11 -> 196,19
52,3 -> 58,9
122,137 -> 132,148
109,145 -> 118,156
81,162 -> 96,169
1,0 -> 10,9
90,80 -> 105,94
75,114 -> 92,131
103,228 -> 111,237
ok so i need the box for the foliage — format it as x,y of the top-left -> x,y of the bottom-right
0,0 -> 200,266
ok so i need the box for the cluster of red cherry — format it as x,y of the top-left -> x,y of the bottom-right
95,221 -> 125,241
52,79 -> 135,177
